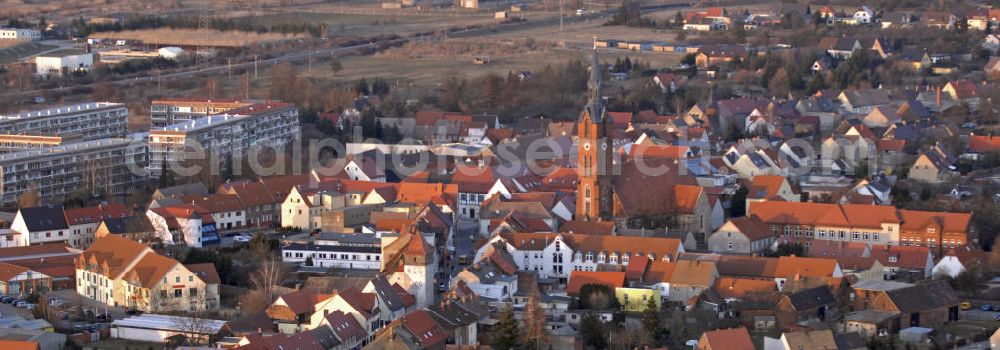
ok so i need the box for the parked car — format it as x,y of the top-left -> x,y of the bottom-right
0,296 -> 14,303
234,235 -> 252,243
961,301 -> 972,310
125,309 -> 141,315
983,304 -> 992,311
224,232 -> 243,237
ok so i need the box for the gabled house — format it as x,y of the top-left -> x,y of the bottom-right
908,145 -> 953,183
10,206 -> 69,247
869,245 -> 934,279
146,204 -> 217,248
75,235 -> 212,312
266,289 -> 335,334
707,215 -> 775,254
871,280 -> 960,329
838,89 -> 891,115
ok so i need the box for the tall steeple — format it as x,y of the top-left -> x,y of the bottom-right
585,47 -> 604,123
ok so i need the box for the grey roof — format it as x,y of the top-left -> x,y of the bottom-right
785,286 -> 836,310
885,281 -> 960,313
18,207 -> 68,231
427,300 -> 485,329
153,182 -> 209,199
844,309 -> 900,323
310,324 -> 342,348
315,232 -> 381,245
369,275 -> 406,312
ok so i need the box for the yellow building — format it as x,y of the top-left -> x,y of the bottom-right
615,287 -> 661,312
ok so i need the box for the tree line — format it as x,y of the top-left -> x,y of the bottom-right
69,15 -> 326,38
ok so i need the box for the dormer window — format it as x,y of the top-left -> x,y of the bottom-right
888,256 -> 897,263
586,253 -> 594,261
597,253 -> 606,263
622,255 -> 630,264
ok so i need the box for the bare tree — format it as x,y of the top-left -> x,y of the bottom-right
18,182 -> 40,208
522,285 -> 548,349
172,314 -> 216,345
250,259 -> 287,303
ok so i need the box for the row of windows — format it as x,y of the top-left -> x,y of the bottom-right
284,252 -> 380,261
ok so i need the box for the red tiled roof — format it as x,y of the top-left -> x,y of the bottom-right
773,256 -> 839,278
566,271 -> 625,296
869,245 -> 931,269
713,277 -> 776,299
607,112 -> 632,128
624,255 -> 650,281
877,139 -> 906,152
0,262 -> 30,281
325,310 -> 367,341
64,204 -> 131,226
401,310 -> 449,347
969,135 -> 1000,153
700,327 -> 755,350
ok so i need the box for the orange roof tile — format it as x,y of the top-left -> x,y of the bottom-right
699,327 -> 754,350
713,277 -> 776,299
64,204 -> 131,226
0,261 -> 30,281
567,271 -> 626,296
773,256 -> 839,278
969,135 -> 1000,153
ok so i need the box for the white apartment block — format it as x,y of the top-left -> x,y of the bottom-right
281,233 -> 382,269
147,102 -> 300,178
0,28 -> 41,41
0,102 -> 128,141
149,99 -> 254,128
0,138 -> 147,206
35,51 -> 94,77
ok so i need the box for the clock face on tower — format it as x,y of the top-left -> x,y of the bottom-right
602,142 -> 608,150
584,143 -> 591,151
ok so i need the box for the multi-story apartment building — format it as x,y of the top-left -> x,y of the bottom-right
0,138 -> 147,206
149,98 -> 254,128
475,232 -> 685,281
75,235 -> 218,312
0,102 -> 128,141
147,102 -> 300,178
747,201 -> 971,255
0,134 -> 68,153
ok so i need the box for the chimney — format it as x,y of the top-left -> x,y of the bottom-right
794,273 -> 801,281
935,86 -> 942,107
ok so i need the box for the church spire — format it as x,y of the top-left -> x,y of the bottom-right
585,47 -> 604,123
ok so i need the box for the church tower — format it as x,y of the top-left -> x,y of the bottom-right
576,49 -> 614,221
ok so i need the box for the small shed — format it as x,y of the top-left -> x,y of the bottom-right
899,327 -> 933,343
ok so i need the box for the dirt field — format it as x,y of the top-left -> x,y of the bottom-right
89,28 -> 306,47
248,11 -> 498,38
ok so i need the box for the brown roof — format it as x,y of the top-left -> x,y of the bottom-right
185,262 -> 221,284
713,277 -> 776,299
129,252 -> 179,288
401,309 -> 449,347
0,243 -> 73,259
869,245 -> 930,269
642,261 -> 677,283
670,260 -> 717,286
0,261 -> 29,281
699,327 -> 754,350
566,271 -> 626,296
0,341 -> 39,350
181,193 -> 247,213
559,220 -> 614,236
674,185 -> 703,214
77,235 -> 151,280
727,215 -> 772,241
